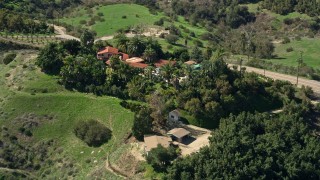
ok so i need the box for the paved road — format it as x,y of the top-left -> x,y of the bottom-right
229,64 -> 320,94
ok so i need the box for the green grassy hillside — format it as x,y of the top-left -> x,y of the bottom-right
61,4 -> 164,37
269,38 -> 320,69
0,50 -> 133,178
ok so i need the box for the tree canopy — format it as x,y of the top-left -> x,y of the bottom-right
167,112 -> 320,179
74,120 -> 112,147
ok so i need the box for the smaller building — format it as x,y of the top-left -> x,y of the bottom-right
144,135 -> 172,154
169,109 -> 180,121
184,60 -> 197,65
167,128 -> 190,143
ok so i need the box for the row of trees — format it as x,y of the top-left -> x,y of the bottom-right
0,10 -> 53,34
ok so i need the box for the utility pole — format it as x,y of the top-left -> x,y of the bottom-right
296,51 -> 303,85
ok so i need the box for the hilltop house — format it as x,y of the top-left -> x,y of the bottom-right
97,46 -> 176,69
97,46 -> 129,61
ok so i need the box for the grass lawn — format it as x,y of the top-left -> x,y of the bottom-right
61,4 -> 164,37
268,38 -> 320,69
0,51 -> 134,178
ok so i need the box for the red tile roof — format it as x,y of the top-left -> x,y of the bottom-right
129,63 -> 149,68
121,53 -> 130,60
155,59 -> 176,68
106,60 -> 148,69
97,46 -> 119,55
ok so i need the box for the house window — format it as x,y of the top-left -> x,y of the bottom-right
171,115 -> 175,119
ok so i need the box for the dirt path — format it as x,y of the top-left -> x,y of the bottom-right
52,25 -> 80,41
52,24 -> 169,43
229,64 -> 320,94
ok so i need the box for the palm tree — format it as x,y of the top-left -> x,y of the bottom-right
144,66 -> 155,80
143,45 -> 157,64
127,36 -> 145,57
202,48 -> 229,79
114,33 -> 129,53
160,63 -> 174,86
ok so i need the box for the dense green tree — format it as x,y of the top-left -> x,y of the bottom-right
160,63 -> 175,85
167,112 -> 320,179
36,42 -> 63,75
132,108 -> 153,140
61,39 -> 82,55
106,55 -> 140,89
59,55 -> 106,91
146,145 -> 179,172
0,10 -> 53,34
143,45 -> 157,64
190,46 -> 203,63
74,120 -> 112,147
114,33 -> 129,52
127,36 -> 146,57
165,34 -> 179,45
80,29 -> 95,48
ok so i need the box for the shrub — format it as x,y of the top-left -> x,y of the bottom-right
154,19 -> 164,26
295,35 -> 302,41
286,47 -> 294,52
3,53 -> 16,65
193,39 -> 203,47
283,18 -> 294,25
165,34 -> 179,44
179,25 -> 185,29
41,88 -> 48,93
79,20 -> 86,25
97,12 -> 103,17
200,32 -> 213,41
159,33 -> 166,38
282,37 -> 290,44
74,120 -> 112,147
122,15 -> 127,19
87,19 -> 95,26
307,32 -> 315,38
189,32 -> 196,37
183,28 -> 190,33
